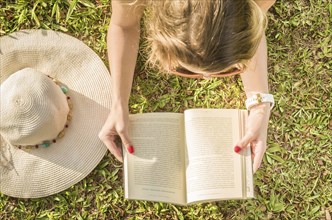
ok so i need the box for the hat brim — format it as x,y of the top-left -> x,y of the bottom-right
0,30 -> 111,198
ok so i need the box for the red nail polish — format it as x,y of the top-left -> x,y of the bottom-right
127,146 -> 134,154
234,146 -> 241,153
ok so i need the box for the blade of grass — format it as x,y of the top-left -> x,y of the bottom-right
66,0 -> 78,22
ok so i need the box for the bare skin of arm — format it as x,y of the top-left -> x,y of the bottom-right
99,1 -> 145,161
237,0 -> 276,172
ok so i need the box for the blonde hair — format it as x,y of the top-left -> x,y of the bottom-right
144,0 -> 267,74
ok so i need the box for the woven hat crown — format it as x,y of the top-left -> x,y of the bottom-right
0,68 -> 69,146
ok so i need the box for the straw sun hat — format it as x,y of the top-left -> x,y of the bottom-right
0,30 -> 112,198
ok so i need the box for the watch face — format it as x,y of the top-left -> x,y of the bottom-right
255,94 -> 263,103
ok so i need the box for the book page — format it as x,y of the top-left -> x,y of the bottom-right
124,113 -> 187,205
184,109 -> 247,203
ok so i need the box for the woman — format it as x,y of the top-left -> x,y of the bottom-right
99,0 -> 276,173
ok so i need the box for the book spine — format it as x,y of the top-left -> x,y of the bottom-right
240,110 -> 254,198
240,110 -> 248,199
123,146 -> 129,199
245,147 -> 255,198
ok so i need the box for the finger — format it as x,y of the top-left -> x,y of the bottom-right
250,143 -> 257,167
100,134 -> 123,162
250,142 -> 256,159
234,132 -> 254,153
252,141 -> 266,173
118,130 -> 134,154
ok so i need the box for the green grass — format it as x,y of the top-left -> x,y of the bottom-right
1,0 -> 331,219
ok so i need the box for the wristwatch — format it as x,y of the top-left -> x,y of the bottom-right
245,93 -> 274,110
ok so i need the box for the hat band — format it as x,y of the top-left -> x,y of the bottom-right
15,76 -> 73,150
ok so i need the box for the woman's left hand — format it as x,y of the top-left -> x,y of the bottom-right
235,103 -> 271,173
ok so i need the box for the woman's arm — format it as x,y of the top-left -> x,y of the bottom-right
241,0 -> 276,97
108,0 -> 145,106
99,0 -> 145,161
237,1 -> 276,172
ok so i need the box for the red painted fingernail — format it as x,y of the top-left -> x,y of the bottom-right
234,146 -> 241,153
127,146 -> 134,154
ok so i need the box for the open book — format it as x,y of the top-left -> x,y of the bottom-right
123,109 -> 254,205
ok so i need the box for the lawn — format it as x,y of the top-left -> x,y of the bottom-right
0,0 -> 331,219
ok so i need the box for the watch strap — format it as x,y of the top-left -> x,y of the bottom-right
245,93 -> 274,110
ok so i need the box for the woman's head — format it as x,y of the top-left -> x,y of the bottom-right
145,0 -> 267,76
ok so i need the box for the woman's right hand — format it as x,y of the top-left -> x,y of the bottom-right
98,104 -> 134,162
101,0 -> 144,162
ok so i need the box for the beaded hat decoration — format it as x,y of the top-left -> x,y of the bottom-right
0,29 -> 112,198
1,68 -> 73,150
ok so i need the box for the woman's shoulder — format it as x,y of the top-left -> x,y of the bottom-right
113,0 -> 146,7
111,0 -> 146,27
254,0 -> 276,13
